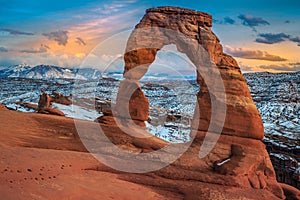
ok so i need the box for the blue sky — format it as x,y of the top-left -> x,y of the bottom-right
0,0 -> 299,72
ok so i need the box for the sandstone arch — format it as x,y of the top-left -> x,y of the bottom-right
116,6 -> 264,140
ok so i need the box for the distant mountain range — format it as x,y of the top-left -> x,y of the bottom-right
0,64 -> 122,80
0,64 -> 197,81
1,64 -> 299,81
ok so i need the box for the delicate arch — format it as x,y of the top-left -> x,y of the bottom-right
115,7 -> 264,140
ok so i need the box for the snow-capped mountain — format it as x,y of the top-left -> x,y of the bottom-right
0,64 -> 32,78
0,64 -> 106,80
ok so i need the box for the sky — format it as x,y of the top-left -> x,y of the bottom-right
0,0 -> 299,73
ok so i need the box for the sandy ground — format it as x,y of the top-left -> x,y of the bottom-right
0,110 -> 178,200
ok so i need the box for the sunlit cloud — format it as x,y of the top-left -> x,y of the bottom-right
240,63 -> 300,72
19,44 -> 50,54
225,46 -> 287,61
259,64 -> 300,72
75,53 -> 86,58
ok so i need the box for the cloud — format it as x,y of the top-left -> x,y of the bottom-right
255,33 -> 290,44
0,47 -> 8,52
285,20 -> 290,24
240,63 -> 300,72
223,17 -> 235,25
255,33 -> 300,46
75,37 -> 86,45
19,44 -> 50,54
239,63 -> 255,72
238,14 -> 269,31
289,36 -> 300,46
43,30 -> 69,46
93,0 -> 138,15
289,62 -> 300,66
0,28 -> 34,36
259,64 -> 300,72
224,46 -> 287,61
214,17 -> 235,25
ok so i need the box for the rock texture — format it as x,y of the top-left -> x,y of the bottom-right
37,90 -> 65,116
0,103 -> 8,110
113,6 -> 289,199
38,107 -> 65,116
51,91 -> 72,106
115,6 -> 264,140
38,91 -> 52,110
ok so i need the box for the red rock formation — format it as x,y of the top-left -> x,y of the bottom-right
38,90 -> 52,110
51,91 -> 72,106
116,6 -> 263,140
113,6 -> 285,198
37,90 -> 65,116
0,103 -> 8,111
38,107 -> 65,116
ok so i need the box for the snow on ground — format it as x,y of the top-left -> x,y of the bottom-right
52,103 -> 101,121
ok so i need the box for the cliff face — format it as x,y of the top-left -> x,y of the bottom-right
113,6 -> 290,199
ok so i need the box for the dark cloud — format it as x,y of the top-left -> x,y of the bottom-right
75,37 -> 86,45
285,20 -> 290,24
259,64 -> 300,72
223,17 -> 235,25
289,62 -> 300,66
0,28 -> 34,36
214,17 -> 235,25
238,14 -> 270,30
43,44 -> 50,50
43,30 -> 69,46
255,33 -> 290,44
212,19 -> 219,24
0,47 -> 8,52
224,47 -> 287,61
255,33 -> 300,46
19,44 -> 50,54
